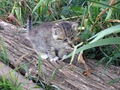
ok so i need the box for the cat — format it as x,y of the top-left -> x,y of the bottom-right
27,15 -> 78,61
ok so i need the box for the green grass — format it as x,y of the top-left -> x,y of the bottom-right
0,39 -> 9,65
0,73 -> 22,90
63,25 -> 120,60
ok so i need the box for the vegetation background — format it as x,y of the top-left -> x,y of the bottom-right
0,0 -> 120,89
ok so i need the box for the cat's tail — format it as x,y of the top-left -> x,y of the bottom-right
27,14 -> 32,32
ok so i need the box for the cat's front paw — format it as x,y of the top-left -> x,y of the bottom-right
50,56 -> 59,62
62,54 -> 67,59
40,54 -> 49,59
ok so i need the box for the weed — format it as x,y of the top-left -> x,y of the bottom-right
0,72 -> 22,90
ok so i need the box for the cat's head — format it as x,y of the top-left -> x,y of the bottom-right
52,21 -> 78,46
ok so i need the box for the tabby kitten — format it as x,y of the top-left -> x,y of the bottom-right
27,15 -> 78,61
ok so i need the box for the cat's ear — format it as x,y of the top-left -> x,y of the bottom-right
72,22 -> 78,31
52,23 -> 62,35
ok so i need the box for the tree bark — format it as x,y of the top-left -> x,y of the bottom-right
0,20 -> 120,90
0,61 -> 43,90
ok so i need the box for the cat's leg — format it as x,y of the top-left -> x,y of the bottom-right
40,52 -> 49,59
58,48 -> 67,59
33,45 -> 49,60
37,51 -> 48,59
47,47 -> 59,61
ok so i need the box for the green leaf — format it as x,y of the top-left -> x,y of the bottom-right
1,39 -> 8,64
32,0 -> 45,14
37,54 -> 41,75
63,37 -> 120,59
50,68 -> 57,82
105,8 -> 112,20
107,77 -> 120,84
71,6 -> 83,14
51,85 -> 61,90
88,25 -> 120,43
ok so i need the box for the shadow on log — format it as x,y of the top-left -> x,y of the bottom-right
0,20 -> 120,90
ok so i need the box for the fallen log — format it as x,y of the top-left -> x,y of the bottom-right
0,20 -> 120,90
0,61 -> 43,90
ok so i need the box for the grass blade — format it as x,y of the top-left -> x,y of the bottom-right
63,37 -> 120,59
38,54 -> 41,75
88,25 -> 120,43
32,0 -> 45,14
1,39 -> 8,64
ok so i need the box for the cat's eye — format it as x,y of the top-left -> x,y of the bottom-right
71,37 -> 74,40
63,39 -> 67,42
54,29 -> 61,35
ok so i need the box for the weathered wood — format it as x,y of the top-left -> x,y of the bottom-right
0,20 -> 120,90
0,62 -> 43,90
